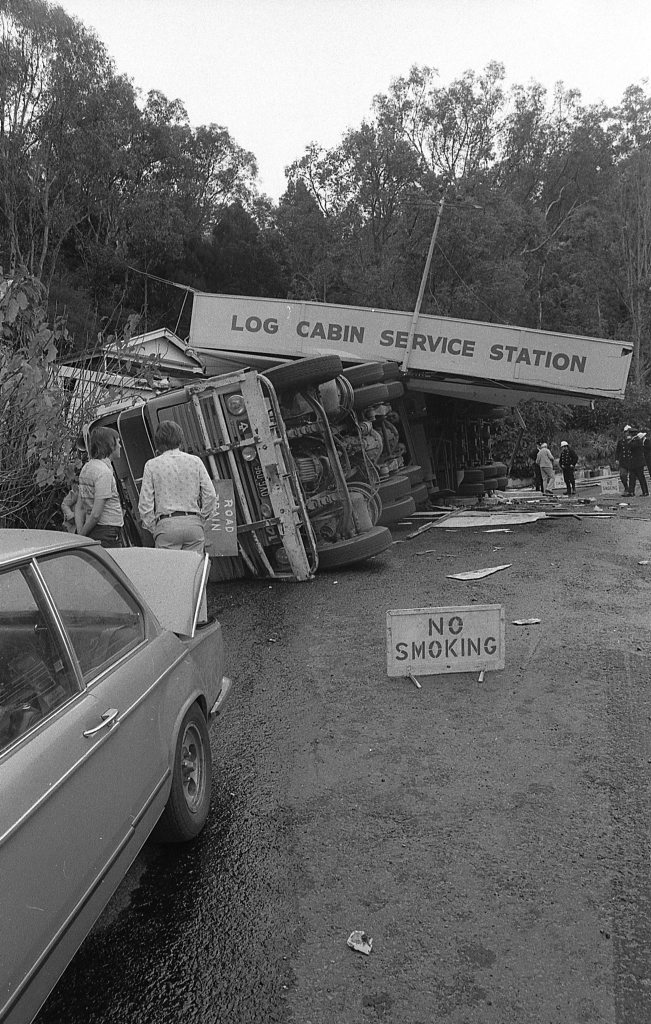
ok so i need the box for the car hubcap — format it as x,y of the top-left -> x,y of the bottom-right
181,723 -> 205,814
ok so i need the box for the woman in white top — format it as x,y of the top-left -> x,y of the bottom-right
76,427 -> 124,547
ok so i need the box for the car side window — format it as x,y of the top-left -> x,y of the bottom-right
38,551 -> 146,680
0,568 -> 80,754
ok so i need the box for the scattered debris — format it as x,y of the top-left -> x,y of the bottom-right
447,564 -> 512,581
484,528 -> 512,533
408,672 -> 422,689
639,560 -> 650,566
347,931 -> 373,955
512,618 -> 541,625
478,670 -> 485,683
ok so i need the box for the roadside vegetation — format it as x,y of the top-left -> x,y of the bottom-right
2,0 -> 651,523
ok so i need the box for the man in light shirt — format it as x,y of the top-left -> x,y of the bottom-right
139,420 -> 216,552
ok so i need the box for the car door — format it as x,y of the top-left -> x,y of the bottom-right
0,550 -> 181,1024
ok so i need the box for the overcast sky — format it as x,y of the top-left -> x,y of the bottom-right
59,0 -> 651,201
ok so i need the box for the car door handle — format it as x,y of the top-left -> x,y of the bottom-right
83,708 -> 119,737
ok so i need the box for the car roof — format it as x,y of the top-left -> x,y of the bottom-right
0,529 -> 94,567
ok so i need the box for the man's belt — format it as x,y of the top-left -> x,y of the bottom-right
156,511 -> 198,521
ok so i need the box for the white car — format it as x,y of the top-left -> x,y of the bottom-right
0,530 -> 232,1024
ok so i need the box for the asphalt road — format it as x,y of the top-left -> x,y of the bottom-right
36,493 -> 651,1024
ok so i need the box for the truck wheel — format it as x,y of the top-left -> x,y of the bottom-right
264,355 -> 343,391
402,464 -> 424,486
316,526 -> 393,568
479,463 -> 500,479
154,704 -> 212,843
381,362 -> 403,382
377,474 -> 411,502
342,362 -> 386,386
410,482 -> 430,507
385,381 -> 405,401
378,494 -> 416,526
460,468 -> 484,484
352,383 -> 390,411
495,476 -> 508,490
457,482 -> 484,497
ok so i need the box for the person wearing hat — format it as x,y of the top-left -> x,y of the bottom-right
627,428 -> 649,496
616,426 -> 634,495
558,440 -> 578,496
535,442 -> 556,495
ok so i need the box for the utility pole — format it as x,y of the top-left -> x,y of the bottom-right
400,192 -> 446,374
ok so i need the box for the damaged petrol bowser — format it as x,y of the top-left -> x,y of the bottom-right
88,361 -> 393,581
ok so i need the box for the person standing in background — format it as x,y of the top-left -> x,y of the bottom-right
76,427 -> 124,547
536,442 -> 556,495
138,420 -> 216,552
616,426 -> 633,495
627,430 -> 649,496
529,443 -> 543,492
559,441 -> 578,496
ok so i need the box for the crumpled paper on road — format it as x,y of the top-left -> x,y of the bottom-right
347,930 -> 373,955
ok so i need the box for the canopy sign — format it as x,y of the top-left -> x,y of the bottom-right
386,604 -> 505,677
190,292 -> 632,401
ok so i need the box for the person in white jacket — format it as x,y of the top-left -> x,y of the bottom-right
535,442 -> 555,494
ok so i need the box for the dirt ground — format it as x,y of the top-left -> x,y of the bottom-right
211,486 -> 651,1024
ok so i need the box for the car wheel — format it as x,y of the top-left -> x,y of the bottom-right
264,355 -> 343,391
342,361 -> 386,386
479,463 -> 500,479
378,494 -> 417,526
352,383 -> 390,411
316,525 -> 393,568
154,704 -> 212,843
494,476 -> 509,490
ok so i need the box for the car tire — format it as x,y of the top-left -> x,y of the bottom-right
154,704 -> 212,843
352,383 -> 390,411
342,362 -> 386,386
479,463 -> 500,479
316,525 -> 393,568
495,476 -> 509,490
264,355 -> 343,391
378,494 -> 416,526
377,474 -> 411,502
385,381 -> 405,401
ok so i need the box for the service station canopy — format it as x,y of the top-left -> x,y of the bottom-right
189,293 -> 633,408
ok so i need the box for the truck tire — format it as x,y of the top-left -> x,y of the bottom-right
402,464 -> 424,486
381,362 -> 403,382
410,482 -> 430,507
385,381 -> 405,401
457,482 -> 484,497
264,355 -> 343,391
352,383 -> 390,411
316,526 -> 393,568
480,463 -> 500,479
342,362 -> 386,386
378,494 -> 416,526
460,468 -> 484,484
495,476 -> 508,490
377,474 -> 411,503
